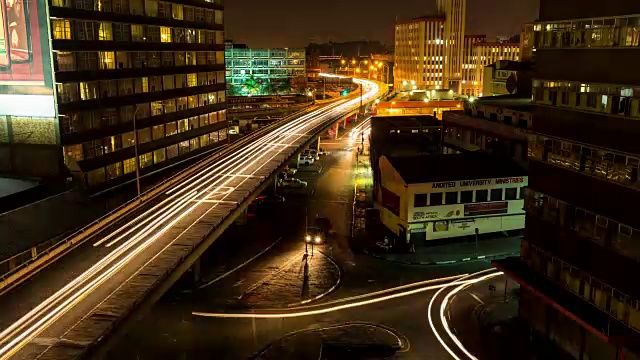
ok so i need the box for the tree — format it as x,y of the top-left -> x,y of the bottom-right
227,85 -> 242,96
242,75 -> 261,95
262,79 -> 277,95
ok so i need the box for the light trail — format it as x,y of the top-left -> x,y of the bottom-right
0,78 -> 384,359
427,269 -> 501,360
192,276 -> 492,319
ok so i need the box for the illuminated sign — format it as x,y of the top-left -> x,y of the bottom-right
0,0 -> 55,117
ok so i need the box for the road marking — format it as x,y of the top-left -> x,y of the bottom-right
198,237 -> 283,289
233,279 -> 245,287
467,291 -> 484,305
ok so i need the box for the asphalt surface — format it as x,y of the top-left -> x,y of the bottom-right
0,83 -> 386,360
105,121 -> 496,360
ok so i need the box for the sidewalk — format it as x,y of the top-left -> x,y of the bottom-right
369,236 -> 520,265
239,249 -> 341,308
450,276 -> 575,360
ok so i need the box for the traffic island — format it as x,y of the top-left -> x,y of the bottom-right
253,322 -> 405,360
239,250 -> 341,308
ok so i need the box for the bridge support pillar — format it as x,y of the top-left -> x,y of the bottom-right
334,122 -> 340,139
316,138 -> 321,151
343,117 -> 347,128
192,258 -> 201,285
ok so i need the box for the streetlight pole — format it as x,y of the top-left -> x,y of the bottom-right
133,106 -> 141,197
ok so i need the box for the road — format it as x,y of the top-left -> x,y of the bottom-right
0,79 -> 385,359
105,119 -> 497,359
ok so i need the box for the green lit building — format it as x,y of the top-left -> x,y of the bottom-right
225,44 -> 306,96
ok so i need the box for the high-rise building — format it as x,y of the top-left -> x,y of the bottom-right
472,41 -> 520,96
461,35 -> 485,96
36,0 -> 226,191
393,16 -> 445,90
494,0 -> 640,359
393,1 -> 466,92
437,0 -> 466,93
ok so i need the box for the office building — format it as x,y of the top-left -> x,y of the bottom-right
468,41 -> 520,97
494,1 -> 640,359
47,0 -> 227,190
393,0 -> 466,91
225,46 -> 306,96
378,152 -> 526,245
482,60 -> 532,97
461,35 -> 485,96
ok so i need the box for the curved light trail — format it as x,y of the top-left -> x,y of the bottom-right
0,78 -> 385,359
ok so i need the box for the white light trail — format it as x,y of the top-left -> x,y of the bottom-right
0,78 -> 385,359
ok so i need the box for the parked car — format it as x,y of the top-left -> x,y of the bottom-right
308,149 -> 320,160
318,148 -> 331,156
284,166 -> 297,175
279,178 -> 308,188
299,155 -> 315,166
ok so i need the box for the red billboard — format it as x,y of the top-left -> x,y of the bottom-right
0,0 -> 55,117
464,202 -> 508,217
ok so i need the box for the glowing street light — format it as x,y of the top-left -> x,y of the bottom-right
341,59 -> 346,65
352,59 -> 356,65
356,68 -> 361,73
412,85 -> 418,90
469,96 -> 475,103
402,80 -> 408,86
424,98 -> 430,103
375,99 -> 380,104
411,80 -> 416,85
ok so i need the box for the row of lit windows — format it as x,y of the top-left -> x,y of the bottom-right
65,110 -> 226,163
54,50 -> 224,73
52,19 -> 224,46
414,187 -> 525,207
57,71 -> 224,103
82,129 -> 227,186
226,59 -> 305,68
61,98 -> 226,135
52,0 -> 222,25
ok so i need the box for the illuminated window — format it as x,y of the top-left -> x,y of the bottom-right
137,128 -> 151,144
200,134 -> 210,147
190,137 -> 199,150
151,101 -> 164,116
160,27 -> 172,42
131,25 -> 145,41
106,162 -> 122,180
55,52 -> 75,71
189,117 -> 199,129
172,4 -> 183,19
166,122 -> 177,136
99,52 -> 115,69
214,10 -> 223,24
177,119 -> 189,133
139,152 -> 153,168
53,20 -> 72,40
186,52 -> 196,65
123,158 -> 136,174
152,124 -> 164,140
52,0 -> 72,7
167,144 -> 179,159
145,0 -> 158,16
121,131 -> 135,148
64,144 -> 84,162
153,148 -> 166,164
98,22 -> 112,40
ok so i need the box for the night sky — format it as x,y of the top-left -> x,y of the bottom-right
225,0 -> 540,48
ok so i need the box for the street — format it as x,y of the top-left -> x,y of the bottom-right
106,117 -> 497,359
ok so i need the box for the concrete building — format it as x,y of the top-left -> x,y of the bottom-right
29,0 -> 227,191
482,60 -> 532,97
225,46 -> 306,95
461,35 -> 486,96
393,0 -> 466,92
494,1 -> 640,359
378,153 -> 526,245
471,41 -> 520,97
442,96 -> 532,168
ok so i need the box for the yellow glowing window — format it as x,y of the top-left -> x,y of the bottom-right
160,27 -> 172,42
53,19 -> 71,40
99,51 -> 115,69
98,22 -> 112,41
187,73 -> 197,87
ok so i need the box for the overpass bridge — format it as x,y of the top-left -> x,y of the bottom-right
0,78 -> 386,360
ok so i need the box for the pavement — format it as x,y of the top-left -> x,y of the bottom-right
369,236 -> 521,265
446,273 -> 574,360
105,115 -> 496,360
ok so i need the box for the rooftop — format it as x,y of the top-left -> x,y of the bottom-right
372,115 -> 442,128
474,42 -> 520,47
474,94 -> 533,112
385,153 -> 526,184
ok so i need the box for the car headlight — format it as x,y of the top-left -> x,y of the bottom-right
305,235 -> 311,242
315,236 -> 322,243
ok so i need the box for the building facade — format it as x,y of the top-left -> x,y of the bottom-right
438,0 -> 466,93
470,41 -> 520,97
494,1 -> 640,359
482,60 -> 532,97
393,16 -> 445,90
225,46 -> 305,96
461,35 -> 485,96
378,153 -> 526,244
49,0 -> 227,190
